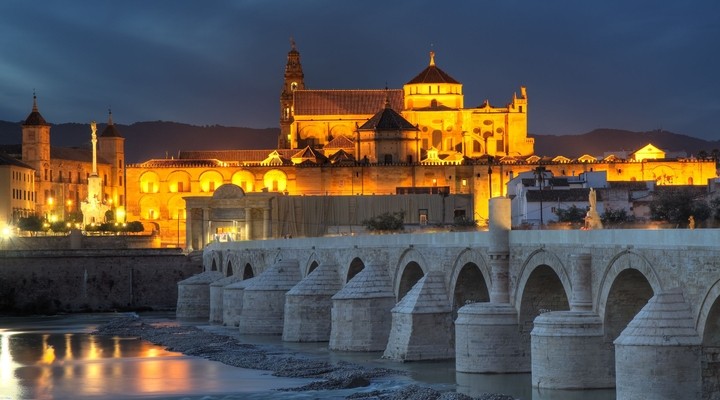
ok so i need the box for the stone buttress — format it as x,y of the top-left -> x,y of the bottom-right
456,197 -> 528,372
329,263 -> 395,351
176,270 -> 225,319
383,270 -> 454,361
614,288 -> 702,400
530,253 -> 614,389
222,276 -> 257,327
238,259 -> 302,335
283,263 -> 342,342
209,275 -> 243,324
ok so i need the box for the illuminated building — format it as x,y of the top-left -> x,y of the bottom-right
124,43 -> 717,248
21,96 -> 125,223
0,152 -> 35,226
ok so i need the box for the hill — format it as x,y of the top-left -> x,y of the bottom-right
2,120 -> 718,163
531,128 -> 720,159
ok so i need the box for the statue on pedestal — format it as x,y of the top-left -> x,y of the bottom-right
584,188 -> 603,230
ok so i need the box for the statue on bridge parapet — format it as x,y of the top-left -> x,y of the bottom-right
584,188 -> 603,230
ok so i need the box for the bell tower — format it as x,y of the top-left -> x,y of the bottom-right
279,38 -> 305,149
21,93 -> 51,175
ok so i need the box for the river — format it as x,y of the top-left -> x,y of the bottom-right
0,313 -> 615,399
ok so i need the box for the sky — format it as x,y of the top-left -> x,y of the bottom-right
0,1 -> 718,141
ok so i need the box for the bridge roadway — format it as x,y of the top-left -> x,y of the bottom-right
178,198 -> 720,399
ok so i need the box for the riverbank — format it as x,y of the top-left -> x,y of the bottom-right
94,315 -> 516,400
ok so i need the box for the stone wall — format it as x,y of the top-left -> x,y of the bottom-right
0,249 -> 202,314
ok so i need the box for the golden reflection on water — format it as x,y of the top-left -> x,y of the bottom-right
0,329 -> 199,398
1,332 -> 19,400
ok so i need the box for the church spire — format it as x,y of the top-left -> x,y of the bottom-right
429,51 -> 435,66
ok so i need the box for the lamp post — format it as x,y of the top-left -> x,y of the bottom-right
534,166 -> 546,229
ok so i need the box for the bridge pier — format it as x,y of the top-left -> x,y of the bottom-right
456,197 -> 529,372
531,253 -> 614,389
209,275 -> 243,324
222,276 -> 257,326
330,263 -> 395,351
283,263 -> 342,342
383,270 -> 454,361
176,270 -> 224,319
615,288 -> 702,400
238,259 -> 301,335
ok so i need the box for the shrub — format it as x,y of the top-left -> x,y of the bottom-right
363,211 -> 404,231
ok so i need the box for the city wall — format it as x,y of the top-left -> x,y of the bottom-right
0,248 -> 202,314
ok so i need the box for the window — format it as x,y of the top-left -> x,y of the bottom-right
209,181 -> 215,192
384,154 -> 393,164
419,209 -> 428,225
177,181 -> 184,192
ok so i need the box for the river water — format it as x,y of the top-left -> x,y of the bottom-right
0,313 -> 616,399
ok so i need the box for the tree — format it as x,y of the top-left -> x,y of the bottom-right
602,208 -> 632,225
17,215 -> 43,232
650,188 -> 710,227
554,205 -> 586,223
363,211 -> 404,232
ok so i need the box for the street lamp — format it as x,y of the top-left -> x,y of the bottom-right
534,166 -> 546,229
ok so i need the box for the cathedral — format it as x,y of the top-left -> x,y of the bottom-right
279,41 -> 533,162
122,42 -> 716,248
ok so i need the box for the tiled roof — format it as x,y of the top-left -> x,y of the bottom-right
325,135 -> 355,149
406,64 -> 460,85
294,89 -> 403,115
133,159 -> 227,168
292,146 -> 328,164
101,124 -> 122,138
329,149 -> 356,164
23,96 -> 49,126
179,149 -> 296,162
358,105 -> 418,131
0,151 -> 34,169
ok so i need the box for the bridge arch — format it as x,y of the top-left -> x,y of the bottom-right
597,250 -> 661,342
515,249 -> 571,352
697,279 -> 720,394
243,263 -> 254,279
394,248 -> 429,301
449,248 -> 491,315
206,250 -> 222,272
223,250 -> 238,276
515,249 -> 571,310
304,253 -> 320,277
696,278 -> 720,345
344,256 -> 367,283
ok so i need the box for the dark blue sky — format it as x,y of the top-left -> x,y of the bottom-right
1,1 -> 718,140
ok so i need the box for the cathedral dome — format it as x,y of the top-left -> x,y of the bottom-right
406,51 -> 460,85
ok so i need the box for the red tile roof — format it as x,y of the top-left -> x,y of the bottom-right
294,89 -> 403,115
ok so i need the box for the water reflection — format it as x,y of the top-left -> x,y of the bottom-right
0,324 -> 311,399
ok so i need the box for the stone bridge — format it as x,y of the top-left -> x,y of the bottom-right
178,199 -> 720,399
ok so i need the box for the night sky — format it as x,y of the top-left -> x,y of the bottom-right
1,1 -> 718,140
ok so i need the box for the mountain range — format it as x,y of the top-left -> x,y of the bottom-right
1,120 -> 718,164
